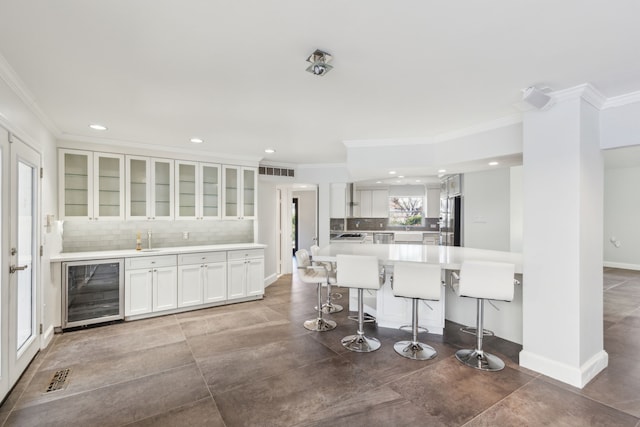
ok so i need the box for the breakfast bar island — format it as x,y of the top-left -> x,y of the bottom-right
314,242 -> 524,344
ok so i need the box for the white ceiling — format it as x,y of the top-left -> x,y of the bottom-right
1,1 -> 640,173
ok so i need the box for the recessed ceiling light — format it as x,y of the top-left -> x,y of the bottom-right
89,124 -> 107,131
438,169 -> 446,173
398,175 -> 405,178
489,161 -> 499,166
415,179 -> 421,183
264,148 -> 276,154
190,138 -> 204,144
389,171 -> 396,175
376,181 -> 382,184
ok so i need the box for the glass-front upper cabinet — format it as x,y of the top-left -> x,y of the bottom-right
222,165 -> 257,219
58,149 -> 124,220
126,156 -> 174,220
175,161 -> 221,220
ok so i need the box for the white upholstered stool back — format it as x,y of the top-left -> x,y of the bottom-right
336,254 -> 382,291
392,261 -> 441,301
296,249 -> 311,269
456,260 -> 515,302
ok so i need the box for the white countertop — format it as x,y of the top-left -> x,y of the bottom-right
314,243 -> 523,273
50,243 -> 267,262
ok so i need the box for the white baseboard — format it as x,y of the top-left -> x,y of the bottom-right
603,261 -> 640,271
41,324 -> 55,349
264,273 -> 278,288
519,349 -> 608,389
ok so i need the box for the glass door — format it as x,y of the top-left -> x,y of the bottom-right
126,156 -> 149,220
200,163 -> 220,219
242,168 -> 256,218
9,135 -> 40,386
176,161 -> 197,219
152,159 -> 173,220
59,149 -> 92,219
94,153 -> 124,220
223,166 -> 239,219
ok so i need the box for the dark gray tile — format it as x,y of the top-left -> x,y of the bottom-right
4,364 -> 210,427
15,341 -> 195,409
466,378 -> 639,426
125,397 -> 225,427
213,356 -> 383,426
387,356 -> 535,425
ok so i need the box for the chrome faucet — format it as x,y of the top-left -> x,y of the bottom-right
147,230 -> 152,249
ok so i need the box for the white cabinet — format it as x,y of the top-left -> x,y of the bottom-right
175,161 -> 221,220
125,255 -> 177,316
177,252 -> 227,307
426,186 -> 441,218
59,149 -> 125,220
125,156 -> 174,220
223,166 -> 257,219
354,189 -> 389,218
227,249 -> 264,300
330,183 -> 347,218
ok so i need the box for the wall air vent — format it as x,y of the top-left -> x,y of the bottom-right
259,166 -> 295,178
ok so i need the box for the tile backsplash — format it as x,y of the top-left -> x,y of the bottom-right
62,220 -> 254,253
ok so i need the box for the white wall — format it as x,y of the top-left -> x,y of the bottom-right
462,168 -> 511,251
604,166 -> 640,269
293,189 -> 317,252
510,166 -> 523,252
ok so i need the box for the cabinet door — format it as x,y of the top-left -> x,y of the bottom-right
330,183 -> 347,218
241,167 -> 257,219
94,152 -> 124,220
126,156 -> 150,220
352,190 -> 362,217
153,266 -> 177,312
371,189 -> 389,218
245,258 -> 264,297
200,163 -> 221,219
222,166 -> 240,219
59,149 -> 94,220
227,259 -> 246,299
359,190 -> 372,217
177,264 -> 204,307
151,159 -> 174,220
176,161 -> 198,219
203,262 -> 227,303
125,269 -> 153,316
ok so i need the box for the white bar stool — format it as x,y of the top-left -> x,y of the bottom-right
451,260 -> 516,371
336,254 -> 384,352
310,245 -> 343,314
295,249 -> 337,332
391,261 -> 443,360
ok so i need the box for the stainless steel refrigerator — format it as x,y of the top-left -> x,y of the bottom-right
440,194 -> 462,246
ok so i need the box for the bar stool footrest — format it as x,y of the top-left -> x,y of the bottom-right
399,324 -> 429,334
460,326 -> 494,337
319,303 -> 343,314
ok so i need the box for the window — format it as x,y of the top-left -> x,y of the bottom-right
388,196 -> 424,226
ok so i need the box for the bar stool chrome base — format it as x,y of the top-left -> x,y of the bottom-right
394,340 -> 437,360
321,302 -> 343,314
341,333 -> 381,353
304,318 -> 337,332
399,324 -> 429,334
455,349 -> 505,371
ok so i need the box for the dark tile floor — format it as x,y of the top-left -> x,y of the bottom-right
1,267 -> 639,426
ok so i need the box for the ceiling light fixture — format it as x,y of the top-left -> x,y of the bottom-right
89,124 -> 107,131
264,148 -> 276,154
438,169 -> 446,174
389,171 -> 396,175
190,138 -> 204,144
306,49 -> 333,76
489,161 -> 499,166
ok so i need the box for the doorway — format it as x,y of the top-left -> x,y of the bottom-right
291,198 -> 299,256
0,129 -> 41,401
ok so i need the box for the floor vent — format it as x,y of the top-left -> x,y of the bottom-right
259,166 -> 295,178
46,368 -> 70,392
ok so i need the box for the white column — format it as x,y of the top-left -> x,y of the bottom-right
317,182 -> 331,247
519,87 -> 607,388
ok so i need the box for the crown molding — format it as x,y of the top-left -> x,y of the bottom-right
551,83 -> 607,109
0,53 -> 61,137
602,90 -> 640,109
296,162 -> 347,169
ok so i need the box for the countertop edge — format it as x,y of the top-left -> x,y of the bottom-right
50,243 -> 267,262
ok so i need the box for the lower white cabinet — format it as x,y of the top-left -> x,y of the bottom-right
124,247 -> 263,319
227,249 -> 264,300
177,251 -> 227,307
125,255 -> 178,316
